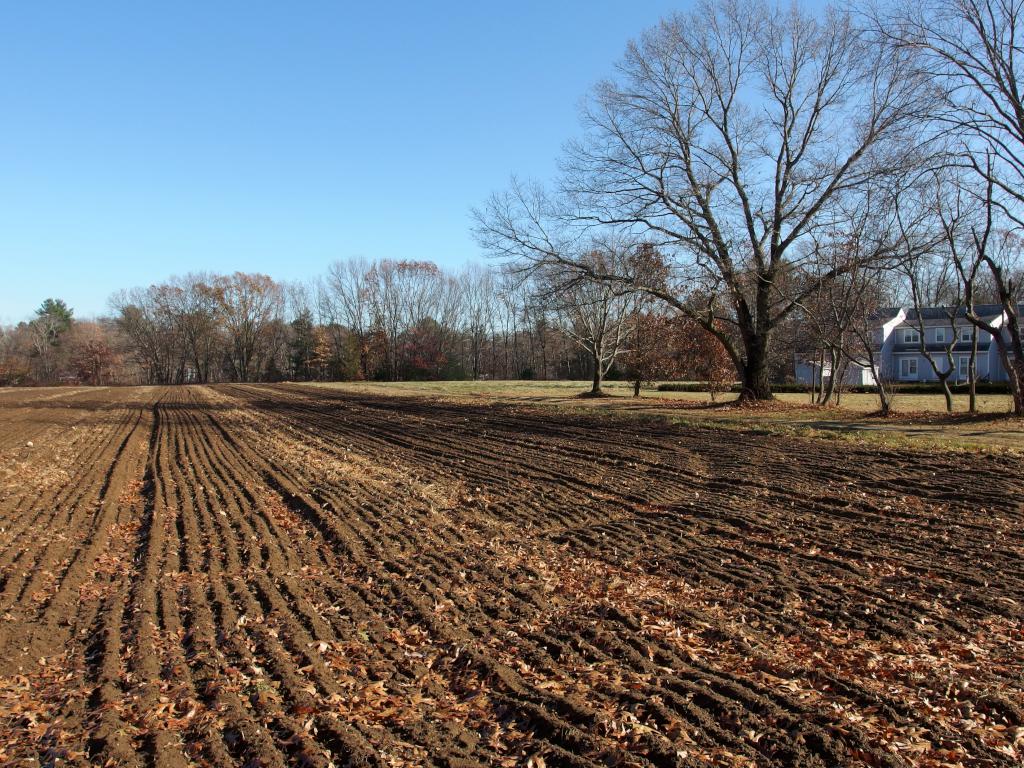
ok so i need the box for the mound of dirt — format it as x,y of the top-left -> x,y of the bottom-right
574,389 -> 613,399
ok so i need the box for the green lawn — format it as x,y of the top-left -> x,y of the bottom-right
301,380 -> 1023,452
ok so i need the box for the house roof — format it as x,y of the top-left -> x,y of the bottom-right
898,304 -> 1020,324
868,307 -> 903,323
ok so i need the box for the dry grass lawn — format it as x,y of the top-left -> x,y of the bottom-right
305,379 -> 1024,451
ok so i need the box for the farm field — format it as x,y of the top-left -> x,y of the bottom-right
1,384 -> 1022,767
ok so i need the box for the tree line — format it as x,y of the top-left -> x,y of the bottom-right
0,260 -> 733,391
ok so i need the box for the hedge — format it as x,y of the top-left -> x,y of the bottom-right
655,382 -> 735,393
656,381 -> 1012,395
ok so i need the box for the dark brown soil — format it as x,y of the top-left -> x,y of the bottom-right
1,383 -> 1021,767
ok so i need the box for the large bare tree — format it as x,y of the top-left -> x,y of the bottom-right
162,274 -> 220,384
110,285 -> 186,384
460,264 -> 496,380
212,272 -> 285,383
478,0 -> 932,399
321,258 -> 373,379
365,260 -> 448,381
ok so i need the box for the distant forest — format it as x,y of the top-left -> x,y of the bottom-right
0,259 -> 734,391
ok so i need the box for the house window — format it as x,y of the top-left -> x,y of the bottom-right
902,328 -> 920,344
935,327 -> 948,344
958,356 -> 970,379
960,327 -> 973,343
900,358 -> 918,379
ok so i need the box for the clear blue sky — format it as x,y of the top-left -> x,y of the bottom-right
0,1 -> 683,323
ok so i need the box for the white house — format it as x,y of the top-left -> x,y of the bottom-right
794,304 -> 1021,386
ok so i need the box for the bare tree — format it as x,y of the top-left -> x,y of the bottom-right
902,248 -> 964,411
494,269 -> 523,379
25,299 -> 75,384
843,268 -> 901,416
496,267 -> 540,379
110,286 -> 185,384
322,258 -> 373,379
212,273 -> 285,383
539,249 -> 636,396
26,316 -> 63,384
365,260 -> 446,380
162,274 -> 220,383
433,271 -> 465,376
460,264 -> 495,380
0,327 -> 27,385
801,276 -> 859,406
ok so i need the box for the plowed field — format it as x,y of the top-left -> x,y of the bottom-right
1,384 -> 1022,768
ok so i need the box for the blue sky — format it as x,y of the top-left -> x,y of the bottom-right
0,1 -> 682,323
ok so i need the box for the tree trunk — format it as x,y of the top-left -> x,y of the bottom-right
812,350 -> 824,404
941,376 -> 953,413
819,348 -> 838,405
1010,357 -> 1024,417
738,337 -> 773,401
359,335 -> 370,381
819,373 -> 835,406
633,380 -> 641,397
1002,311 -> 1024,416
862,343 -> 890,416
877,383 -> 891,417
833,334 -> 848,407
969,330 -> 978,414
590,356 -> 603,395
